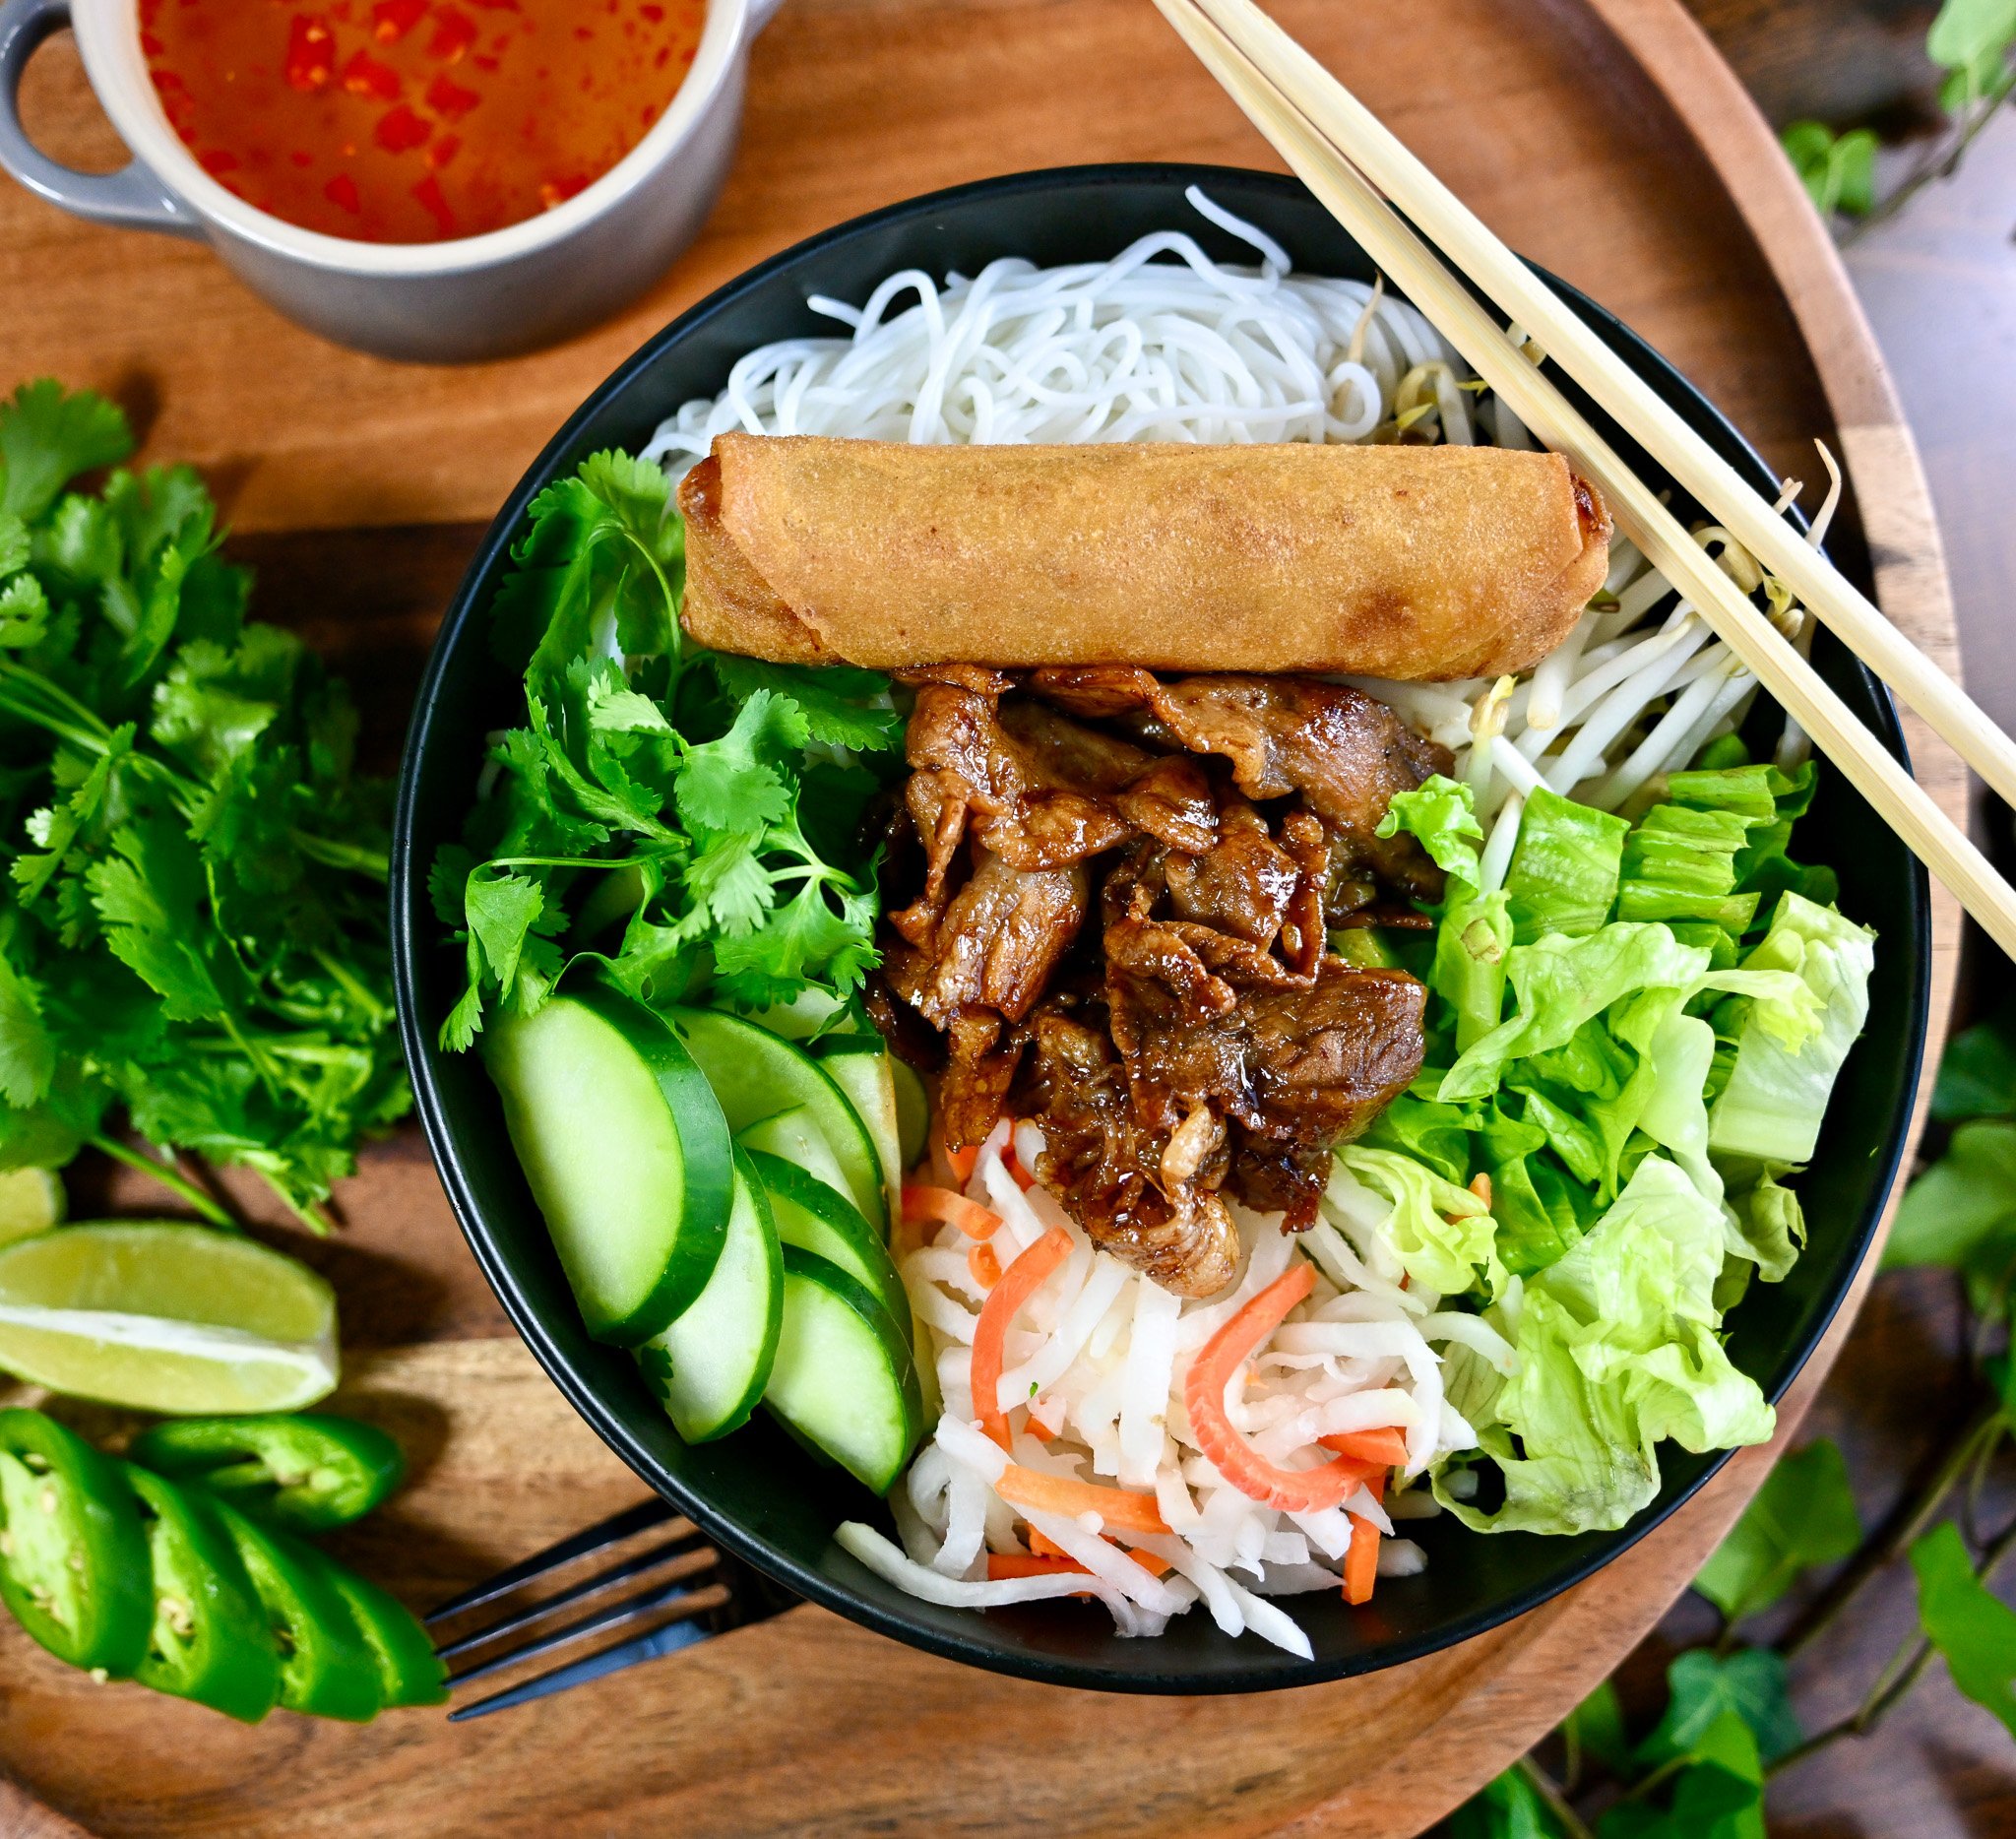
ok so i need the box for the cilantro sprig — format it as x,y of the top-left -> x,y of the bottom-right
433,450 -> 903,1053
0,381 -> 409,1231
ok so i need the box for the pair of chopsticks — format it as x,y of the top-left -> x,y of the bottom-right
1151,0 -> 2016,960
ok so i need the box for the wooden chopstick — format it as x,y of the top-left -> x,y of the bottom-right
1172,0 -> 2016,816
1152,0 -> 2016,960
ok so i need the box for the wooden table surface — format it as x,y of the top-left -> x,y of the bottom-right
0,0 -> 1966,1832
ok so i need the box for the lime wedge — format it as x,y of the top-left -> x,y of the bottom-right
0,1222 -> 337,1414
0,1169 -> 64,1248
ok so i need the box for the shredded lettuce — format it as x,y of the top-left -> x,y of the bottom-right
1375,773 -> 1483,880
1431,884 -> 1513,1052
1707,893 -> 1875,1165
1481,1102 -> 1594,1276
1618,803 -> 1760,932
1439,923 -> 1712,1104
1435,1156 -> 1775,1535
1359,1094 -> 1475,1184
1726,1173 -> 1806,1284
1667,760 -> 1836,914
1331,1148 -> 1507,1300
1504,789 -> 1629,944
1346,760 -> 1865,1542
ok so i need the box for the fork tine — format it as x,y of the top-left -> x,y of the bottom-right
426,1497 -> 681,1624
448,1613 -> 717,1722
433,1527 -> 713,1663
446,1565 -> 725,1692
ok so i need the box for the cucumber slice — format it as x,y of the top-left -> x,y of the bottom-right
743,1148 -> 910,1338
739,1108 -> 854,1211
891,1057 -> 929,1174
638,1149 -> 783,1443
750,989 -> 850,1041
812,1038 -> 902,1224
484,986 -> 734,1347
669,1008 -> 884,1232
764,1247 -> 924,1494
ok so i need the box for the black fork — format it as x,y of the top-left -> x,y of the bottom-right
425,1499 -> 796,1719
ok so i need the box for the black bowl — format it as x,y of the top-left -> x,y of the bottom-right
391,164 -> 1929,1693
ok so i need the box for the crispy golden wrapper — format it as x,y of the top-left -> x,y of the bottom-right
677,434 -> 1609,680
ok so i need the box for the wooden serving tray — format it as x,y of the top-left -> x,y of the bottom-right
0,0 -> 1961,1832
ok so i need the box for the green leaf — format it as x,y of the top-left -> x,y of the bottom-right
1449,1766 -> 1565,1839
442,446 -> 885,1069
1637,1649 -> 1799,1767
1375,772 -> 1483,879
0,573 -> 50,650
1338,1143 -> 1505,1299
711,874 -> 879,1008
701,653 -> 904,753
1885,1117 -> 2016,1288
1482,1106 -> 1593,1279
499,453 -> 684,678
1436,1156 -> 1774,1536
38,491 -> 122,588
1561,1678 -> 1632,1778
1723,1172 -> 1806,1285
1912,1519 -> 2016,1739
681,830 -> 778,936
635,1340 -> 677,1406
1693,1437 -> 1860,1623
0,952 -> 56,1109
466,871 -> 553,996
86,816 -> 226,1015
12,725 -> 132,905
1828,129 -> 1878,217
0,392 -> 406,1217
1617,804 -> 1759,933
1504,789 -> 1629,943
1932,1018 -> 2016,1122
577,449 -> 675,556
150,633 -> 286,774
1431,883 -> 1513,1054
439,979 -> 486,1055
586,677 -> 672,735
1600,1713 -> 1763,1839
1706,893 -> 1875,1168
0,381 -> 132,524
1780,121 -> 1880,218
101,464 -> 214,570
674,687 -> 807,836
1439,922 -> 1709,1106
1928,0 -> 2016,68
1359,1093 -> 1477,1184
1928,0 -> 2016,106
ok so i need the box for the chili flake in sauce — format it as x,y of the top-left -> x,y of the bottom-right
140,0 -> 707,244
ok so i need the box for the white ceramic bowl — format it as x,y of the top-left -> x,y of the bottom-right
0,0 -> 781,361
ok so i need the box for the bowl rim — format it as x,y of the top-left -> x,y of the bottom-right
72,0 -> 752,276
391,160 -> 1932,1694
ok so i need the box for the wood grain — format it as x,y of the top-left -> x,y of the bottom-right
0,1332 -> 1853,1839
0,0 -> 1961,1833
12,0 -> 1842,527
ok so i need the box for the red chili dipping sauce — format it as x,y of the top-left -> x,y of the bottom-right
140,0 -> 708,244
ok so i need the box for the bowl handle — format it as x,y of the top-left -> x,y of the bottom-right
0,0 -> 201,236
746,0 -> 788,37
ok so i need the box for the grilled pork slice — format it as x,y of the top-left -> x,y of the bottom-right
1031,669 -> 1452,902
876,667 -> 1443,1296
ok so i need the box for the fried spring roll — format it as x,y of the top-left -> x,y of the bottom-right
676,434 -> 1610,679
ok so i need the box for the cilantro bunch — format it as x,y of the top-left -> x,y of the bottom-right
0,381 -> 409,1231
432,450 -> 903,1053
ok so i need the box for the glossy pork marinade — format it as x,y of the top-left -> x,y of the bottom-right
677,435 -> 1611,679
872,666 -> 1447,1297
